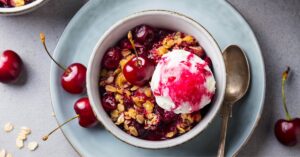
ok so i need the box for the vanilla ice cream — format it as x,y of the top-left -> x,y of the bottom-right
150,50 -> 216,114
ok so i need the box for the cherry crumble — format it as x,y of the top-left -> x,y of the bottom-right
99,25 -> 213,140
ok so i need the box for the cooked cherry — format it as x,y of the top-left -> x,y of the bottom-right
162,110 -> 177,123
134,25 -> 155,46
102,93 -> 117,111
123,56 -> 155,86
102,47 -> 122,70
123,95 -> 133,109
0,50 -> 23,83
156,29 -> 172,40
0,0 -> 8,5
137,47 -> 149,57
119,38 -> 132,49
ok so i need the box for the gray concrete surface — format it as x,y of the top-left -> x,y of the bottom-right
0,0 -> 299,156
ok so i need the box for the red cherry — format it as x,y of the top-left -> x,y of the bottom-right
119,38 -> 133,50
74,97 -> 98,128
0,50 -> 23,83
275,118 -> 300,146
123,56 -> 155,86
42,97 -> 98,141
102,47 -> 122,70
156,29 -> 172,41
134,25 -> 155,46
40,33 -> 87,94
61,63 -> 87,94
101,93 -> 117,111
274,67 -> 300,146
0,0 -> 8,5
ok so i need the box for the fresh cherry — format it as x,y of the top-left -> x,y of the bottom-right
274,67 -> 300,146
102,47 -> 122,70
42,97 -> 98,141
123,31 -> 155,86
74,97 -> 98,128
101,93 -> 117,112
40,33 -> 87,94
275,118 -> 300,146
134,25 -> 155,46
0,50 -> 23,83
123,56 -> 155,86
61,63 -> 86,94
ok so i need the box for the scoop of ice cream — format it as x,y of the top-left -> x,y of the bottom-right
150,50 -> 216,114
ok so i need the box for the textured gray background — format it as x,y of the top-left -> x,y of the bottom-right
0,0 -> 299,156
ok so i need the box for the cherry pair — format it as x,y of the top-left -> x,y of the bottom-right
39,34 -> 98,140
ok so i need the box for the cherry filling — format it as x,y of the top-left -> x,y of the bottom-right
99,24 -> 214,140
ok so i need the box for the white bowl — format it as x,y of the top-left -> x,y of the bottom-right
87,10 -> 226,149
0,0 -> 49,15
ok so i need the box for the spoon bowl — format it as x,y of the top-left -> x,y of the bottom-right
223,45 -> 250,103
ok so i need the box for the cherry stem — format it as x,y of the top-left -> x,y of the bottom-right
127,31 -> 141,66
42,114 -> 79,141
39,32 -> 67,71
282,67 -> 292,121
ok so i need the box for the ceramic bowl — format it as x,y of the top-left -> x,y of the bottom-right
0,0 -> 49,15
87,10 -> 226,149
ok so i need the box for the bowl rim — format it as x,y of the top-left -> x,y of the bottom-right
87,9 -> 226,149
0,0 -> 48,15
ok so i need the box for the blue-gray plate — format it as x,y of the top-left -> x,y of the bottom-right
50,0 -> 266,156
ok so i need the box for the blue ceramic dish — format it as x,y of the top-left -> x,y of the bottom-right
50,0 -> 266,156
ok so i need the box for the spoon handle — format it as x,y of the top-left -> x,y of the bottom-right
217,103 -> 231,157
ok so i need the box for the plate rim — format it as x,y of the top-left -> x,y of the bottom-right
49,0 -> 266,156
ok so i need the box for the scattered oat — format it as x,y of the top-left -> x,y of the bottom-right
27,141 -> 38,151
6,153 -> 12,157
4,123 -> 14,132
20,127 -> 31,135
17,132 -> 27,141
0,149 -> 6,157
16,139 -> 24,149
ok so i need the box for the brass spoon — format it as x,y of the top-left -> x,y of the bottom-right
217,45 -> 251,157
